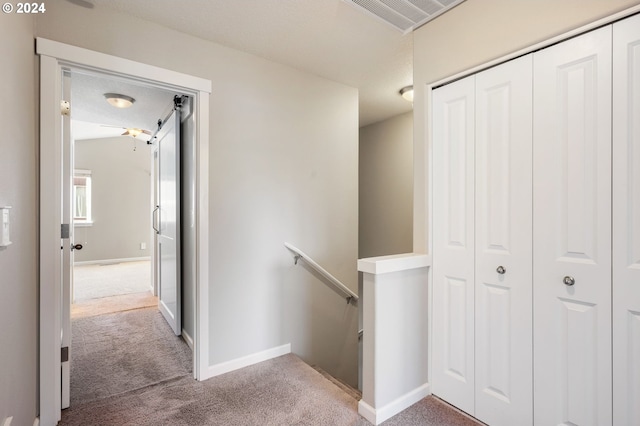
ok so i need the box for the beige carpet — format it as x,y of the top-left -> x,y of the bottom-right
72,291 -> 157,318
63,350 -> 480,426
64,266 -> 480,425
70,307 -> 192,407
74,260 -> 151,301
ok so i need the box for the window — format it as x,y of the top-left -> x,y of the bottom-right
74,169 -> 92,226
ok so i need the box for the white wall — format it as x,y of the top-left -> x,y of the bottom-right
359,112 -> 413,258
36,2 -> 359,386
73,136 -> 152,263
0,12 -> 38,426
412,0 -> 640,253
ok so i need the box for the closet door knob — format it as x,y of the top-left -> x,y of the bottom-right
563,276 -> 575,286
496,266 -> 506,274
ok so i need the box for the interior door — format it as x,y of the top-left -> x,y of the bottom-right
61,69 -> 73,409
613,13 -> 640,426
474,54 -> 532,426
156,108 -> 182,335
432,74 -> 476,415
533,26 -> 612,426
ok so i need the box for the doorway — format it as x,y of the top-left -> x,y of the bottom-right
68,68 -> 170,309
66,68 -> 192,408
38,38 -> 211,426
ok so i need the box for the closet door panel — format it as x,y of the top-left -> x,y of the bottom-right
432,75 -> 475,415
533,26 -> 612,426
474,54 -> 532,426
613,13 -> 640,426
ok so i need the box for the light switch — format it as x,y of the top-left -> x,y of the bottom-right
0,207 -> 12,247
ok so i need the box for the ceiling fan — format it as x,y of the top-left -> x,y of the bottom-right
100,125 -> 152,151
100,125 -> 152,138
121,128 -> 152,138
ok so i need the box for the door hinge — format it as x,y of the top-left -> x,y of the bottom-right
60,100 -> 70,116
61,346 -> 69,363
61,224 -> 70,239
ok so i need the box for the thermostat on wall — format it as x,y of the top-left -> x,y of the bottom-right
0,206 -> 11,247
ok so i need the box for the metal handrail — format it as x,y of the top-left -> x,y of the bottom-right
284,242 -> 358,305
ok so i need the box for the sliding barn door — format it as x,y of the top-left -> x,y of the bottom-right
613,13 -> 640,426
474,55 -> 532,426
432,75 -> 475,415
533,26 -> 612,426
156,109 -> 182,335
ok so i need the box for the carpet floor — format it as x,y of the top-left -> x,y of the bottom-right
72,291 -> 157,319
74,260 -> 151,301
69,307 -> 192,407
64,300 -> 480,425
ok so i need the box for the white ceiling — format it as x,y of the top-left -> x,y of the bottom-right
71,70 -> 177,141
74,0 -> 421,129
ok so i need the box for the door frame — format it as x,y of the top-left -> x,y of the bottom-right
38,38 -> 211,425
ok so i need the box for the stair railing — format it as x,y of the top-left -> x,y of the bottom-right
284,242 -> 358,306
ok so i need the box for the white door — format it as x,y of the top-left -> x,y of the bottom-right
533,26 -> 612,426
613,13 -> 640,426
432,74 -> 476,415
474,55 -> 532,426
156,109 -> 182,335
61,69 -> 73,410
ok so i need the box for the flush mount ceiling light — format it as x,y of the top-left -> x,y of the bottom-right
399,85 -> 414,102
104,93 -> 135,108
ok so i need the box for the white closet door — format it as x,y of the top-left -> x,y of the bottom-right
613,13 -> 640,426
533,26 -> 612,426
474,55 -> 532,426
432,75 -> 475,415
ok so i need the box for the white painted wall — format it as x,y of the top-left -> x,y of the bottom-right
412,0 -> 640,253
0,12 -> 38,426
35,2 -> 359,386
359,112 -> 413,258
73,136 -> 152,263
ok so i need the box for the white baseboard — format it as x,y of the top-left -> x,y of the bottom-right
182,329 -> 194,351
74,256 -> 151,266
203,343 -> 291,380
358,383 -> 431,425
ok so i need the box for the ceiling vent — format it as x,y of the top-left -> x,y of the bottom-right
344,0 -> 466,34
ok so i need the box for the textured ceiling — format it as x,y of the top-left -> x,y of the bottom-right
82,0 -> 416,127
71,70 -> 177,141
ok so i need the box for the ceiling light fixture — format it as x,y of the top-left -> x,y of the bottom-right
399,86 -> 414,102
104,93 -> 135,109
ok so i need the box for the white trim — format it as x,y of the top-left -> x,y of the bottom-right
358,383 -> 431,425
39,54 -> 63,426
429,4 -> 640,89
204,344 -> 292,380
38,39 -> 210,426
36,38 -> 211,93
182,329 -> 194,351
195,91 -> 210,380
73,256 -> 151,266
357,253 -> 431,275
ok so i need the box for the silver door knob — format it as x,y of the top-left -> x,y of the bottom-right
71,243 -> 83,251
563,276 -> 575,286
496,266 -> 506,274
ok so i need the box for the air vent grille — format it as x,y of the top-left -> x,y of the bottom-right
345,0 -> 466,34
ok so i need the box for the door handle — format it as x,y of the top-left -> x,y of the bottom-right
496,266 -> 506,274
563,276 -> 575,286
71,243 -> 83,251
152,205 -> 160,234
